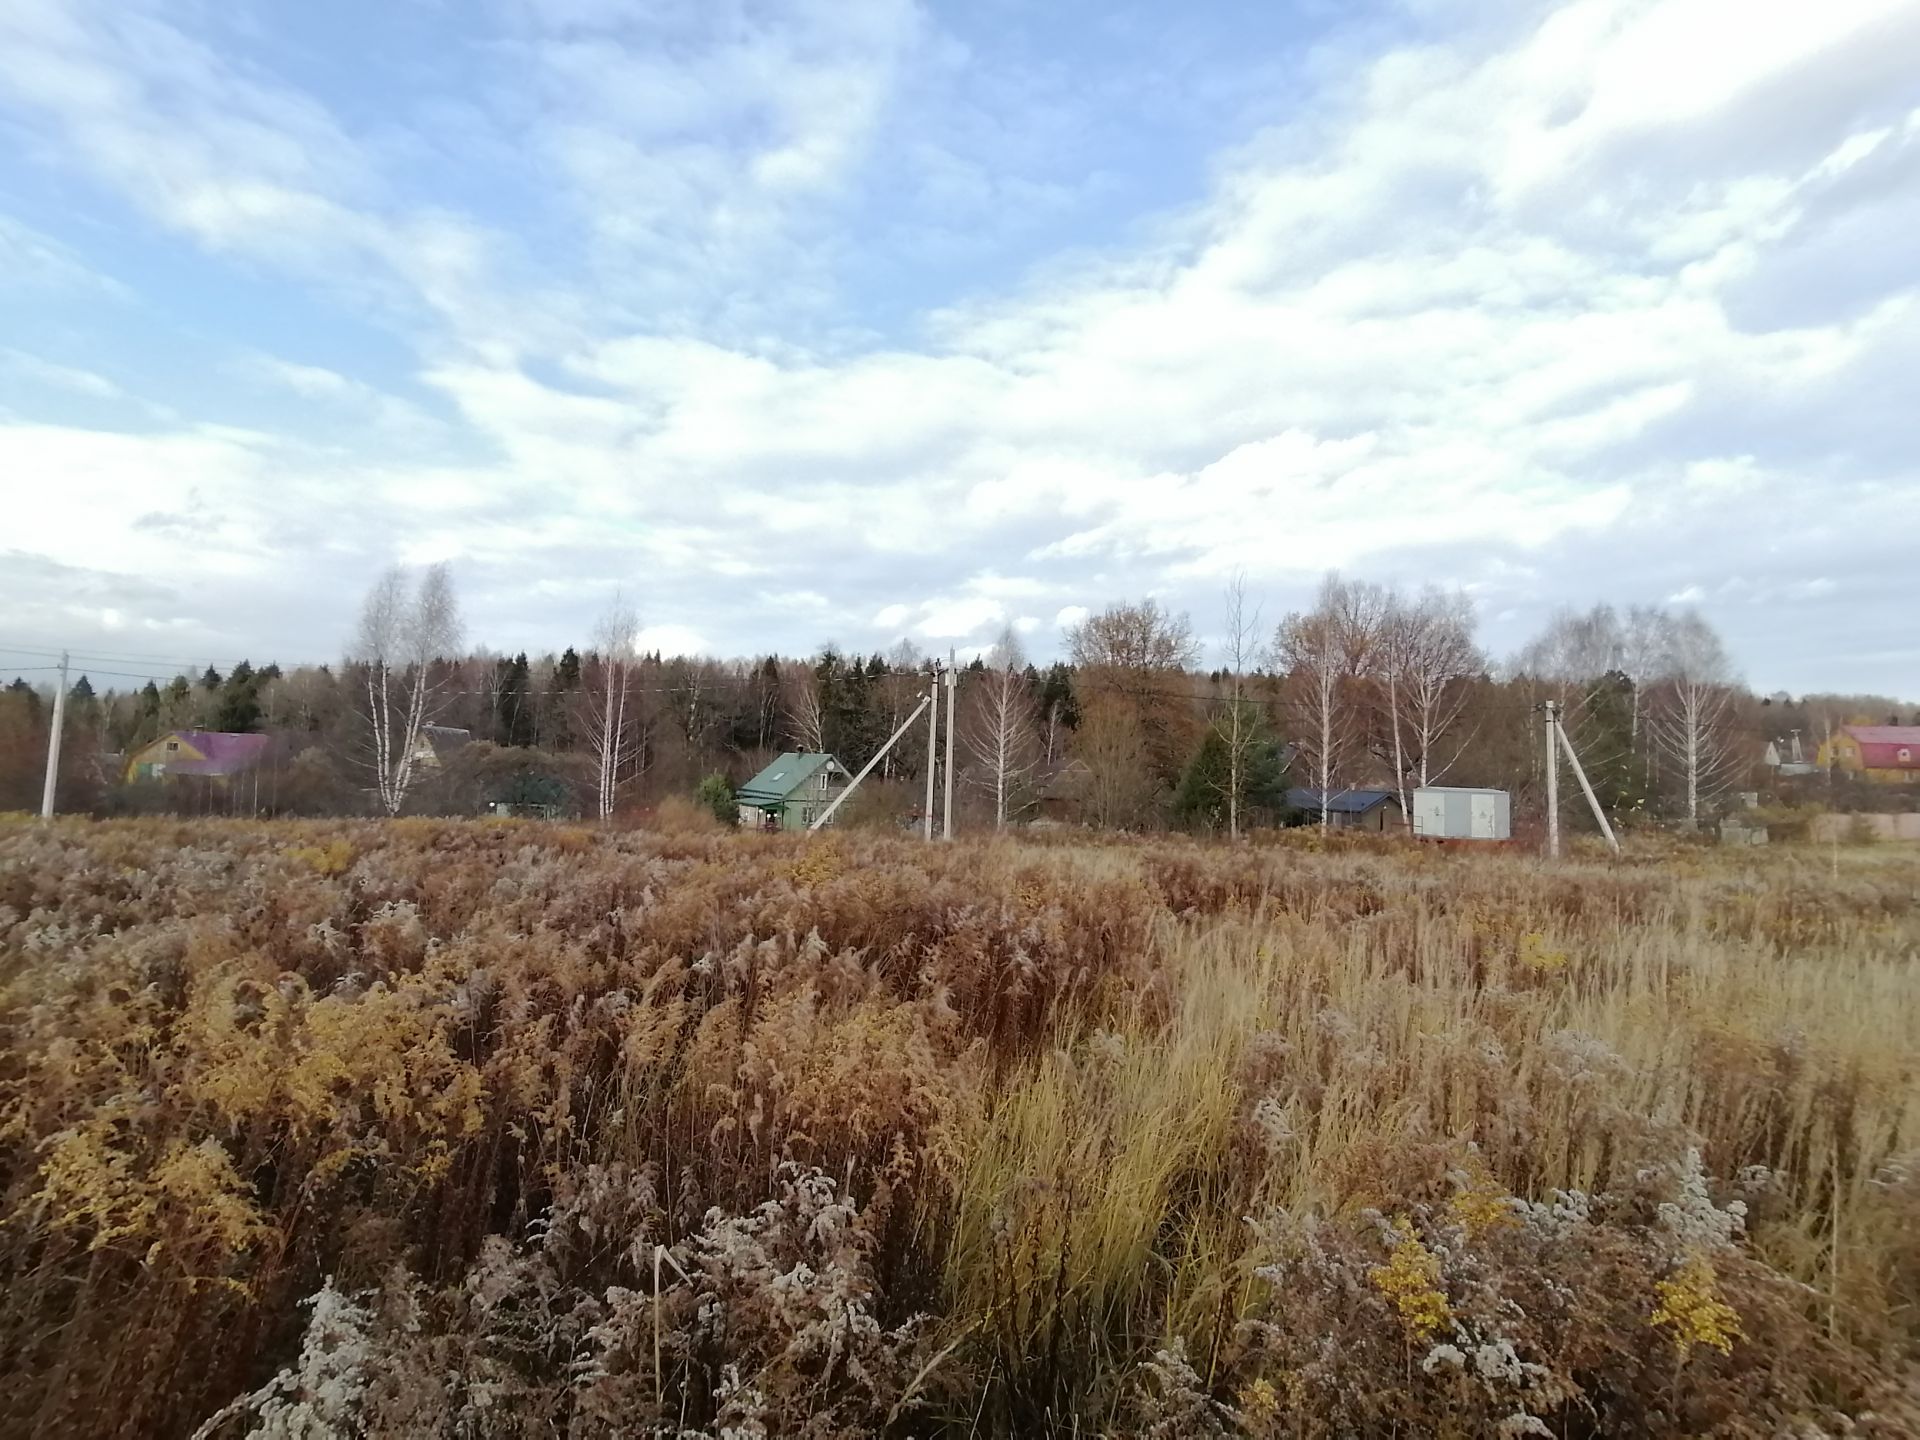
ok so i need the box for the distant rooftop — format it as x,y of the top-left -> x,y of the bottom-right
737,752 -> 842,804
153,729 -> 271,776
1286,787 -> 1399,814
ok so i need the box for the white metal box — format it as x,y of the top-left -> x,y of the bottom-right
1411,786 -> 1511,840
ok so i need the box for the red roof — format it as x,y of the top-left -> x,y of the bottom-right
1841,725 -> 1920,769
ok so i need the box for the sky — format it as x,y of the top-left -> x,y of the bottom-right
1,0 -> 1917,696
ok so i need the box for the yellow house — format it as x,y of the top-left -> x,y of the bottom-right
1815,725 -> 1920,785
124,729 -> 270,783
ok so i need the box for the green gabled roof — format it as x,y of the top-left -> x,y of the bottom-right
736,752 -> 841,805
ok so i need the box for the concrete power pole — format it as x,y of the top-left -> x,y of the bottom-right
1544,699 -> 1560,860
40,651 -> 69,820
942,650 -> 957,840
1555,710 -> 1621,854
922,666 -> 939,842
811,691 -> 934,831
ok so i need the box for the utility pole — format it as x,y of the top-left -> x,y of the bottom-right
39,651 -> 69,820
922,665 -> 939,842
1555,710 -> 1621,854
1544,699 -> 1560,860
810,691 -> 935,831
942,650 -> 957,840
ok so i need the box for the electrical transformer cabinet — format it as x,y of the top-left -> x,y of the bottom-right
1411,786 -> 1511,841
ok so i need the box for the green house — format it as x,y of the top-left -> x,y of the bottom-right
483,769 -> 575,821
735,752 -> 850,831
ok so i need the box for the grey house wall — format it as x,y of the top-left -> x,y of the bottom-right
740,766 -> 851,831
778,768 -> 849,831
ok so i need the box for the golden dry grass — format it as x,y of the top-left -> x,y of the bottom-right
0,818 -> 1915,1436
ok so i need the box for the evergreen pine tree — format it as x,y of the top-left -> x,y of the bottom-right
1039,663 -> 1079,729
217,661 -> 263,732
1175,729 -> 1230,831
8,677 -> 44,728
497,653 -> 536,747
1578,670 -> 1646,823
548,646 -> 582,751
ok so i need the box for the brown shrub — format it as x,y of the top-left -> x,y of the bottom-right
0,819 -> 1914,1437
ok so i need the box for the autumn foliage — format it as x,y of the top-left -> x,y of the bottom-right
1,817 -> 1916,1436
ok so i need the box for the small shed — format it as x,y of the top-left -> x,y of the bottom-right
1286,787 -> 1403,832
483,770 -> 574,821
735,752 -> 850,832
1412,786 -> 1511,841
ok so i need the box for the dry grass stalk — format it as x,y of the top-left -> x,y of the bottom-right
0,816 -> 1915,1435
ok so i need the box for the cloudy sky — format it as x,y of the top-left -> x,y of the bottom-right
2,0 -> 1917,694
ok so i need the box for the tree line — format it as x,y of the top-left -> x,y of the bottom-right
3,564 -> 1913,829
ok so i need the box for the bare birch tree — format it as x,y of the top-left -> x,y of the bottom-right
1214,574 -> 1264,840
882,639 -> 924,781
1515,603 -> 1625,684
1378,586 -> 1482,818
1516,602 -> 1687,807
582,596 -> 642,821
1649,611 -> 1741,825
352,563 -> 463,816
784,661 -> 825,754
1273,574 -> 1382,829
963,626 -> 1040,828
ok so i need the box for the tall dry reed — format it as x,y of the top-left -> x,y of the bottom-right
0,816 -> 1914,1435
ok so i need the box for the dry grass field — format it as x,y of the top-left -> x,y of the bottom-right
1,817 -> 1916,1436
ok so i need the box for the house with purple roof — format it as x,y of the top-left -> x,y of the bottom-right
125,729 -> 272,784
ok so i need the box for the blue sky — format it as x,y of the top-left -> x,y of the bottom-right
2,0 -> 1918,694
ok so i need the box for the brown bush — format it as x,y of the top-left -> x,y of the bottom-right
0,820 -> 1915,1437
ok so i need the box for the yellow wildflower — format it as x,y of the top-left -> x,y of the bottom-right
1237,1376 -> 1280,1426
788,842 -> 845,887
1651,1253 -> 1744,1357
287,839 -> 355,876
1370,1217 -> 1453,1341
1447,1157 -> 1517,1238
1518,931 -> 1568,972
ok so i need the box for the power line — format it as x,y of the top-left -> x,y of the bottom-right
0,636 -> 327,670
4,665 -> 223,685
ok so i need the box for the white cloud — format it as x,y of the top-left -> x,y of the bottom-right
917,596 -> 1004,639
0,215 -> 129,296
255,358 -> 355,399
2,348 -> 123,399
635,623 -> 705,656
2,0 -> 1918,688
0,2 -> 535,353
502,0 -> 931,316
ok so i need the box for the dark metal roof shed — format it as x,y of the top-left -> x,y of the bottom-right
1285,787 -> 1399,814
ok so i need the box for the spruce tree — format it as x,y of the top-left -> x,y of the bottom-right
496,653 -> 535,747
217,661 -> 262,732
